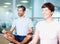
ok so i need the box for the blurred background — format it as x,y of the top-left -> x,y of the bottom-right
0,0 -> 60,44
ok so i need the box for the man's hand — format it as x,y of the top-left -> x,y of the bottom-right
2,29 -> 12,37
2,29 -> 7,34
27,29 -> 33,35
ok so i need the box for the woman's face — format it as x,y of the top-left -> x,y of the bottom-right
42,7 -> 53,19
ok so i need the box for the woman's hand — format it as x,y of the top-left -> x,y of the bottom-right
29,41 -> 34,44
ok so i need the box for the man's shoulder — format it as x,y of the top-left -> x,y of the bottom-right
25,17 -> 32,21
25,17 -> 31,20
13,18 -> 19,22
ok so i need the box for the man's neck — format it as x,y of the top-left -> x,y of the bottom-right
19,15 -> 25,18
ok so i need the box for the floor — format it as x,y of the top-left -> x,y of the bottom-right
0,35 -> 40,44
0,36 -> 9,44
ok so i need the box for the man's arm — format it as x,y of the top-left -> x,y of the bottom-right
2,27 -> 15,34
20,27 -> 33,44
6,27 -> 15,36
9,27 -> 15,33
2,27 -> 15,38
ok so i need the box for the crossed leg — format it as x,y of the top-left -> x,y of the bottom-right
3,33 -> 21,44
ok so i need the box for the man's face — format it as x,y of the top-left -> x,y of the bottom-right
17,8 -> 25,17
42,7 -> 53,19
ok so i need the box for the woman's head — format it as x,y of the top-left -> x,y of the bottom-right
41,2 -> 55,19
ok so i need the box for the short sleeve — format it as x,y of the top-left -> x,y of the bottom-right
12,20 -> 16,27
28,19 -> 33,28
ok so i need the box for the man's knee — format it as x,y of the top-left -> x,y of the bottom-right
4,34 -> 8,38
27,35 -> 32,39
4,34 -> 12,39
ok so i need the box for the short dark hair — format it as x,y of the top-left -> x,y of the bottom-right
18,5 -> 26,11
42,2 -> 55,12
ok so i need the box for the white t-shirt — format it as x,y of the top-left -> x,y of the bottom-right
12,17 -> 33,36
36,20 -> 60,44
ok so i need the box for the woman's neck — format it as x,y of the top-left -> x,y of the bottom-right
45,17 -> 53,23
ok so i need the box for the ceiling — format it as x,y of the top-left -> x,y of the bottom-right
0,0 -> 33,13
0,0 -> 60,12
46,0 -> 60,11
0,0 -> 33,8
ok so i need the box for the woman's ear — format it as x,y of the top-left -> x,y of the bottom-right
51,12 -> 54,16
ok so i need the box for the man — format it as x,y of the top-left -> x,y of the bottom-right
29,2 -> 60,44
2,6 -> 33,44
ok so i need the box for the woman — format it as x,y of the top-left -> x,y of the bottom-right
29,2 -> 60,44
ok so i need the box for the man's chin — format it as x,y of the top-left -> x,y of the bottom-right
19,15 -> 22,17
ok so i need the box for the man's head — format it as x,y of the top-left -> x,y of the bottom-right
17,5 -> 26,17
41,2 -> 55,19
